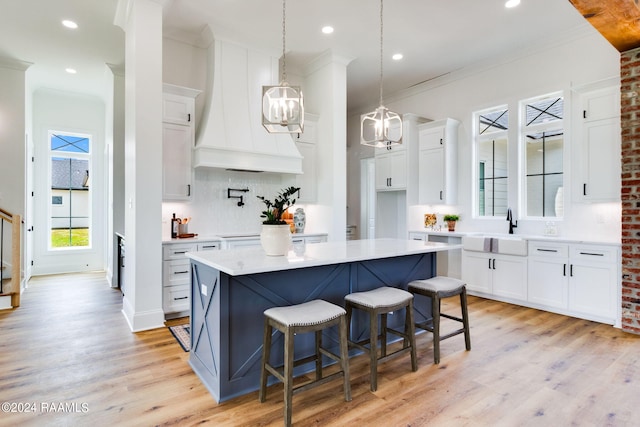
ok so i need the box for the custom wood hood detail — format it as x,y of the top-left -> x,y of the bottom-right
194,30 -> 303,174
568,0 -> 640,51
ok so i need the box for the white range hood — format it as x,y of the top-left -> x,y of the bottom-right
194,33 -> 303,174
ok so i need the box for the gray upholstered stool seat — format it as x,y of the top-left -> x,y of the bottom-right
259,299 -> 351,427
344,286 -> 417,392
408,276 -> 471,364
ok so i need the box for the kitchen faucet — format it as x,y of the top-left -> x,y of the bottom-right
506,208 -> 517,234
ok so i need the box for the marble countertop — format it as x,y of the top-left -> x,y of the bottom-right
162,232 -> 327,244
186,238 -> 461,275
409,230 -> 621,247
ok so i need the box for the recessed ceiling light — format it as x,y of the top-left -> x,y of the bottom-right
321,26 -> 334,34
392,53 -> 403,61
505,0 -> 521,8
62,20 -> 78,29
65,68 -> 77,74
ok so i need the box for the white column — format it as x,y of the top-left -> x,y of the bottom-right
116,0 -> 165,331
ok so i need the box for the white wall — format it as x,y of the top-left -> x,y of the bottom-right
31,89 -> 106,274
347,29 -> 621,243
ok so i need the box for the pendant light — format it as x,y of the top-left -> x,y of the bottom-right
360,0 -> 402,148
262,0 -> 304,133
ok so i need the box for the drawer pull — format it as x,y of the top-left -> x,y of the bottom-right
579,252 -> 604,256
173,251 -> 187,255
201,245 -> 217,249
563,264 -> 566,276
174,296 -> 188,301
537,248 -> 558,253
174,270 -> 189,274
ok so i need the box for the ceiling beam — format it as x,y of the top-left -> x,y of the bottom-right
568,0 -> 640,52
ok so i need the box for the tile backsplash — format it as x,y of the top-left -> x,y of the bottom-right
162,168 -> 295,239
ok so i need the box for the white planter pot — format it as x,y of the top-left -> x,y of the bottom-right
260,224 -> 291,256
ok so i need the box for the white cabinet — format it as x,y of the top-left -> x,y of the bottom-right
162,84 -> 200,201
375,150 -> 407,190
418,118 -> 459,204
163,123 -> 193,200
162,240 -> 219,317
577,86 -> 621,202
527,241 -> 617,323
461,251 -> 527,300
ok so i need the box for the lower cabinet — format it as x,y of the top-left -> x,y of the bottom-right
527,241 -> 617,323
461,251 -> 527,300
162,240 -> 220,318
462,239 -> 619,324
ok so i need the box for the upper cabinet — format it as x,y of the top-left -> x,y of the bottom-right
418,118 -> 459,205
162,84 -> 201,201
576,85 -> 621,202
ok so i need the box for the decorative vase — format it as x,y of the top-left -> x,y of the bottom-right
447,220 -> 456,232
294,208 -> 306,234
260,224 -> 291,256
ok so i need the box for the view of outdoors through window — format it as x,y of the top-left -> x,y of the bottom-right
49,132 -> 91,249
523,95 -> 564,217
476,106 -> 508,217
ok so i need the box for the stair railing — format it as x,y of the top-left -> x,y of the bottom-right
0,207 -> 22,307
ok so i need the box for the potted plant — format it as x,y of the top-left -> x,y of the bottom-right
257,186 -> 300,255
443,214 -> 459,232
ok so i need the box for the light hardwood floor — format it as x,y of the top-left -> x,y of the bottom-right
1,272 -> 639,426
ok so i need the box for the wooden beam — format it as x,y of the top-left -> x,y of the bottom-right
568,0 -> 640,51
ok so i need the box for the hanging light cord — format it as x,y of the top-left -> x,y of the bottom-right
379,0 -> 384,106
281,0 -> 287,83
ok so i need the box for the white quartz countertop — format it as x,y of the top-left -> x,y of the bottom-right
162,232 -> 327,244
409,230 -> 621,247
186,238 -> 461,276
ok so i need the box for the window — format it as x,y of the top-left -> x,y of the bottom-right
474,106 -> 509,217
522,93 -> 564,217
49,132 -> 91,249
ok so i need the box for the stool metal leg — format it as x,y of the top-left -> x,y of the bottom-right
461,288 -> 471,351
432,293 -> 441,364
259,321 -> 272,402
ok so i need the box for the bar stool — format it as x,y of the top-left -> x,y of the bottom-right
408,276 -> 471,364
259,299 -> 351,427
344,286 -> 417,392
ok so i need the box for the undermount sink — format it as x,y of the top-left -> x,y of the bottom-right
462,235 -> 527,256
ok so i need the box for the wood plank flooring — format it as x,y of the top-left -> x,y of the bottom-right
1,272 -> 639,426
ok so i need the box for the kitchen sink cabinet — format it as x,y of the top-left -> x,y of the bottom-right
418,118 -> 459,204
461,251 -> 527,300
162,84 -> 200,201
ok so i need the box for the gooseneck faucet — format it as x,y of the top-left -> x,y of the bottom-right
506,208 -> 517,234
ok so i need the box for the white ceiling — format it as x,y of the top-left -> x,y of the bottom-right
0,0 -> 593,111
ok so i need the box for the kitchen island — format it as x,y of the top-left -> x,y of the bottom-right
186,238 -> 460,402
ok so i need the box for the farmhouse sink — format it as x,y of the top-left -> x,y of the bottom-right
462,235 -> 527,256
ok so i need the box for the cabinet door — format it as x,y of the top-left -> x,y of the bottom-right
389,150 -> 407,189
375,154 -> 392,190
163,259 -> 191,287
461,251 -> 492,294
568,262 -> 616,321
163,123 -> 192,201
163,93 -> 194,125
418,148 -> 444,203
294,117 -> 317,143
528,258 -> 568,309
163,284 -> 190,313
492,256 -> 527,301
419,126 -> 444,150
582,87 -> 619,123
581,117 -> 620,201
